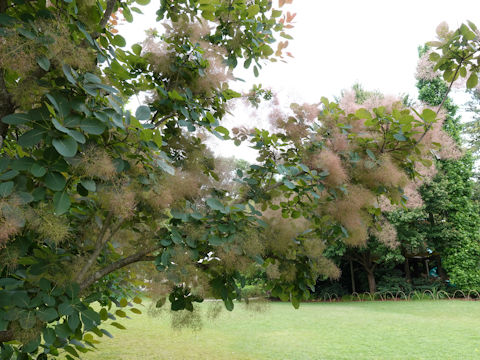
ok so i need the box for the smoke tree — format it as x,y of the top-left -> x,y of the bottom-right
0,0 -> 477,357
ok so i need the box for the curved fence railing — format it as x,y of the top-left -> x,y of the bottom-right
317,289 -> 480,302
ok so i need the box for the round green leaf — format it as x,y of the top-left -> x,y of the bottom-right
80,179 -> 96,192
132,44 -> 142,55
30,164 -> 47,177
112,35 -> 126,47
44,172 -> 66,191
43,328 -> 56,346
52,136 -> 78,157
135,105 -> 151,121
467,73 -> 478,89
37,307 -> 58,322
80,118 -> 106,135
0,181 -> 13,197
18,128 -> 47,148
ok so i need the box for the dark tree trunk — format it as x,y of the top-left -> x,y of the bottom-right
404,256 -> 411,283
367,270 -> 376,294
349,259 -> 356,293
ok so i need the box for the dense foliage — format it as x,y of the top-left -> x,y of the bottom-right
0,1 -> 479,358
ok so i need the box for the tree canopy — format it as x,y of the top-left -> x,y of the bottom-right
0,1 -> 479,358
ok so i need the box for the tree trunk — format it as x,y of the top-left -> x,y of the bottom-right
404,256 -> 411,283
349,259 -> 356,293
367,270 -> 376,294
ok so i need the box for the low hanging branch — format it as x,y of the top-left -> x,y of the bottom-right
79,244 -> 161,291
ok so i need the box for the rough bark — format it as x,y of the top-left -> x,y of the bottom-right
366,270 -> 376,294
404,256 -> 411,283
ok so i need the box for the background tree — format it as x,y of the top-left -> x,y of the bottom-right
0,3 -> 475,359
408,44 -> 480,290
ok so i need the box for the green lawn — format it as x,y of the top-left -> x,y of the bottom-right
80,300 -> 480,360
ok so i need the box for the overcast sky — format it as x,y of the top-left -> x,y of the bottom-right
120,0 -> 480,161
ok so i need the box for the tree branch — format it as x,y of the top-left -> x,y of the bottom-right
92,0 -> 117,39
76,212 -> 115,283
152,112 -> 175,128
80,245 -> 161,291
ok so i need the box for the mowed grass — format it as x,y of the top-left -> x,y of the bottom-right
79,300 -> 480,360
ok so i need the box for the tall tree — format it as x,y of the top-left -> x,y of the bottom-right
390,41 -> 480,290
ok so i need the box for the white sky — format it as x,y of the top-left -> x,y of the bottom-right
120,0 -> 480,161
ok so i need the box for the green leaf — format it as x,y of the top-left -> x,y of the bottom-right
18,128 -> 47,147
215,126 -> 229,137
0,170 -> 18,180
67,312 -> 80,331
37,307 -> 58,322
43,327 -> 56,345
64,345 -> 79,358
55,322 -> 71,339
53,191 -> 70,215
62,64 -> 76,84
366,149 -> 376,160
53,136 -> 78,157
168,90 -> 184,101
136,0 -> 150,4
44,172 -> 66,191
467,73 -> 478,89
355,108 -> 372,120
1,113 -> 30,125
58,302 -> 74,316
30,164 -> 47,177
135,105 -> 151,120
52,118 -> 69,133
421,108 -> 436,123
429,52 -> 440,62
80,179 -> 96,192
247,4 -> 260,16
66,129 -> 86,144
112,35 -> 126,47
23,335 -> 41,353
393,133 -> 407,141
132,44 -> 142,55
37,56 -> 50,71
0,182 -> 14,197
80,118 -> 106,135
206,197 -> 225,212
156,158 -> 175,175
283,179 -> 295,189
